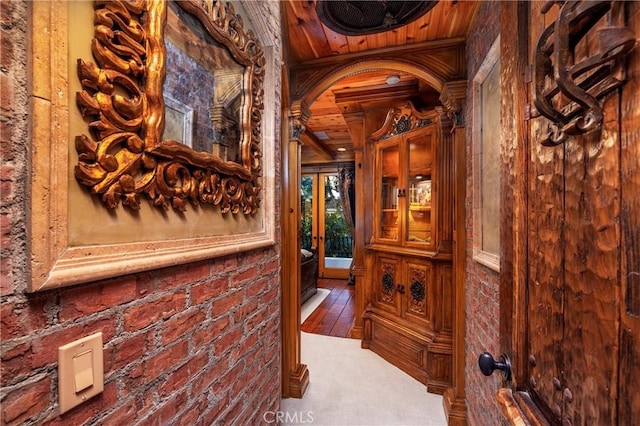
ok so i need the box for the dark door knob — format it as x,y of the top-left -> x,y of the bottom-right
478,352 -> 512,381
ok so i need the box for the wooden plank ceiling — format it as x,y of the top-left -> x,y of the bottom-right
282,0 -> 479,165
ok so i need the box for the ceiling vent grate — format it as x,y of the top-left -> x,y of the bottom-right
314,131 -> 330,140
315,0 -> 438,36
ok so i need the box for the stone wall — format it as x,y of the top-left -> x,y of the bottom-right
0,1 -> 283,425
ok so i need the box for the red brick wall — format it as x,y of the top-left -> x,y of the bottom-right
464,1 -> 505,425
0,2 -> 282,425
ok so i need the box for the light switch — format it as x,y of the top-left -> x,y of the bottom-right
73,350 -> 94,392
58,332 -> 104,414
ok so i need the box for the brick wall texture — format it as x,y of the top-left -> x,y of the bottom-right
464,1 -> 506,425
0,1 -> 283,425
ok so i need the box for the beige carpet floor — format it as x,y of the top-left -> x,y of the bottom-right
280,290 -> 447,426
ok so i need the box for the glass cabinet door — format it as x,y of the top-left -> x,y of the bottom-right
405,131 -> 433,246
379,142 -> 399,241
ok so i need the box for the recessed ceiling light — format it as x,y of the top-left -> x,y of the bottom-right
386,74 -> 401,85
337,147 -> 347,152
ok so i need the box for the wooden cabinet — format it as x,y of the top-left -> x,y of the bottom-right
363,248 -> 453,393
371,252 -> 432,325
363,103 -> 453,394
374,118 -> 436,249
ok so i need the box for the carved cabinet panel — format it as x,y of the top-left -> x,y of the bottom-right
403,259 -> 432,325
372,253 -> 433,325
374,254 -> 402,316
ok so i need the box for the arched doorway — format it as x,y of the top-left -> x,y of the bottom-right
281,56 -> 468,424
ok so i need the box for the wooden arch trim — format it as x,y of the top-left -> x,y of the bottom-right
291,58 -> 448,117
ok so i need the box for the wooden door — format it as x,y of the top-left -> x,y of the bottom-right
319,173 -> 351,279
495,1 -> 640,424
302,172 -> 352,279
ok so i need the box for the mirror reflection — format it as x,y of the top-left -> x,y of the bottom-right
164,1 -> 244,164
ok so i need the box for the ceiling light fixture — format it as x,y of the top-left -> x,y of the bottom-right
386,74 -> 401,85
337,147 -> 347,152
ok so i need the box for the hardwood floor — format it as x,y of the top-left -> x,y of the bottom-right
301,278 -> 356,338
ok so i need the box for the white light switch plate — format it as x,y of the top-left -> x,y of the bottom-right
58,332 -> 104,414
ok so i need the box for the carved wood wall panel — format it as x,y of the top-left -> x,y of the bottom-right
498,1 -> 640,424
619,6 -> 640,423
532,0 -> 637,146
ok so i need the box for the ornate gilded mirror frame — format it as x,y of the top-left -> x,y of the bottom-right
75,0 -> 264,213
27,0 -> 277,292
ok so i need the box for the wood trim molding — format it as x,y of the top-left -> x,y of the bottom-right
434,107 -> 454,255
334,81 -> 420,105
292,56 -> 453,109
499,0 -> 530,396
441,79 -> 468,425
287,364 -> 310,399
301,131 -> 336,161
291,43 -> 465,100
304,37 -> 465,66
340,110 -> 366,337
280,105 -> 309,398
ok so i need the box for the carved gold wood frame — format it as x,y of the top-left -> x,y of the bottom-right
75,0 -> 264,214
28,1 -> 276,292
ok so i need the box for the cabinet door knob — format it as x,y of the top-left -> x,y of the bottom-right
478,352 -> 512,381
396,284 -> 405,294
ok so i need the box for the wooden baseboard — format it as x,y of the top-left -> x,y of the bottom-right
443,387 -> 467,425
349,324 -> 362,339
287,363 -> 309,398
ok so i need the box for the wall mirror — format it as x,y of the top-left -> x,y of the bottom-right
75,0 -> 265,214
28,0 -> 276,291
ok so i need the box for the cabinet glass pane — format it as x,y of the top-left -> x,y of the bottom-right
406,133 -> 433,245
380,144 -> 399,241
